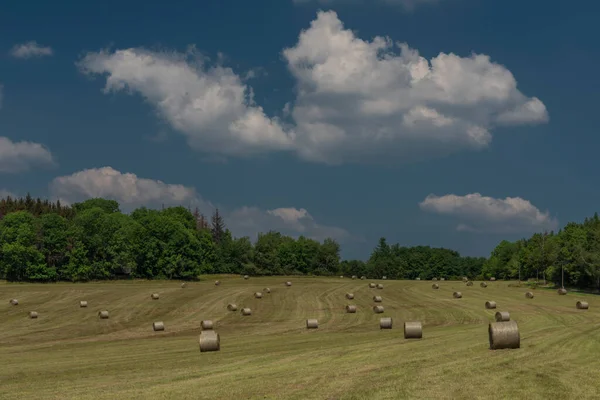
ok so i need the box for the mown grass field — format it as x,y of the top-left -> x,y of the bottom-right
2,276 -> 600,400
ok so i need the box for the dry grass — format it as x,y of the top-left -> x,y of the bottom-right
1,277 -> 600,399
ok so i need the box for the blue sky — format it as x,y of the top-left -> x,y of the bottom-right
1,0 -> 599,260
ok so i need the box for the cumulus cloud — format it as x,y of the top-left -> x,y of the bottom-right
0,136 -> 55,173
78,11 -> 547,165
10,41 -> 54,58
49,167 -> 351,242
77,48 -> 295,157
419,193 -> 558,234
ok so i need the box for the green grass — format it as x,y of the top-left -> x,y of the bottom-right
2,277 -> 599,400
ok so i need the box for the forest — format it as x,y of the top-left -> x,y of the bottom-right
0,194 -> 598,290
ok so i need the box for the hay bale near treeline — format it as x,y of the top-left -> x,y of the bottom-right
98,310 -> 109,319
215,281 -> 220,286
462,277 -> 468,282
254,292 -> 263,299
373,296 -> 382,303
488,320 -> 520,350
453,292 -> 462,299
306,319 -> 318,329
558,288 -> 568,295
490,277 -> 496,281
432,283 -> 439,289
346,305 -> 357,313
376,284 -> 384,289
416,277 -> 421,281
525,292 -> 534,299
361,276 -> 366,280
380,317 -> 392,329
264,287 -> 271,294
29,311 -> 38,319
227,303 -> 238,311
382,276 -> 387,280
495,311 -> 510,322
346,293 -> 354,300
153,321 -> 165,331
404,322 -> 422,339
241,308 -> 252,316
244,275 -> 249,280
9,299 -> 18,305
352,275 -> 357,279
373,305 -> 384,313
576,301 -> 589,310
480,282 -> 488,288
285,281 -> 292,287
199,331 -> 220,352
181,282 -> 187,288
79,301 -> 88,308
485,301 -> 497,309
440,278 -> 445,281
432,278 -> 438,281
466,281 -> 473,286
201,320 -> 214,330
369,283 -> 376,288
151,293 -> 159,300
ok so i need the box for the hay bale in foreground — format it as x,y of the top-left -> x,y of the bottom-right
254,292 -> 263,299
79,301 -> 88,308
151,293 -> 159,300
432,283 -> 439,289
369,283 -> 376,288
466,281 -> 474,286
241,308 -> 252,316
373,295 -> 383,303
525,292 -> 534,299
480,282 -> 488,288
98,310 -> 109,319
373,305 -> 384,313
345,293 -> 354,300
576,301 -> 589,310
199,331 -> 220,352
346,305 -> 357,313
485,301 -> 497,309
9,299 -> 18,305
201,320 -> 214,330
558,288 -> 568,295
264,287 -> 271,294
153,321 -> 164,331
453,291 -> 462,298
495,311 -> 510,322
376,284 -> 384,289
227,303 -> 238,311
404,321 -> 422,339
306,319 -> 318,329
215,280 -> 220,286
380,317 -> 392,329
488,320 -> 520,350
285,281 -> 292,287
29,311 -> 38,319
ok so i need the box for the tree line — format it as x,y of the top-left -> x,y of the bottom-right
1,194 -> 599,289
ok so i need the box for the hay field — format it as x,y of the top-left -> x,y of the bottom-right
2,277 -> 600,400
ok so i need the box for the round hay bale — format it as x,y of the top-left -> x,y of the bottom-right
440,278 -> 445,281
254,292 -> 263,299
480,282 -> 488,288
558,288 -> 568,295
361,276 -> 366,280
416,277 -> 421,281
432,283 -> 439,289
215,280 -> 221,286
369,283 -> 376,288
376,284 -> 384,289
373,305 -> 384,313
306,319 -> 319,329
576,301 -> 589,310
181,282 -> 187,288
462,277 -> 468,282
241,308 -> 252,316
346,305 -> 357,313
199,331 -> 220,352
151,293 -> 160,300
466,281 -> 474,286
525,292 -> 534,299
153,321 -> 164,331
432,277 -> 438,281
285,281 -> 292,287
79,301 -> 88,308
373,295 -> 383,303
201,320 -> 214,330
495,311 -> 510,322
340,276 -> 344,279
352,275 -> 357,279
243,275 -> 249,280
380,317 -> 392,329
264,287 -> 271,294
404,321 -> 423,339
227,303 -> 238,311
382,276 -> 387,280
9,299 -> 18,305
98,310 -> 109,319
485,301 -> 497,309
488,320 -> 520,350
453,291 -> 462,299
490,277 -> 496,281
345,293 -> 354,300
29,311 -> 38,319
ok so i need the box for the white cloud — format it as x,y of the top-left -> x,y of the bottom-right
0,136 -> 55,173
77,11 -> 547,165
77,48 -> 295,157
419,193 -> 558,234
10,41 -> 54,59
49,167 -> 351,242
0,189 -> 17,199
282,11 -> 548,164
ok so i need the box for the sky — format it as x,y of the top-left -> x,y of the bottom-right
1,0 -> 599,260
